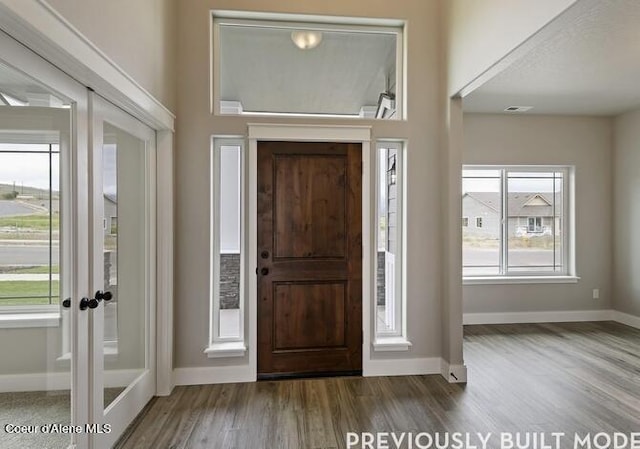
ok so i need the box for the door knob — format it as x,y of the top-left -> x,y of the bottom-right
62,298 -> 71,308
79,297 -> 99,310
260,251 -> 269,259
260,267 -> 269,275
95,290 -> 113,301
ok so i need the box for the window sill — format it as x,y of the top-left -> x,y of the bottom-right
373,336 -> 412,352
204,341 -> 247,358
0,312 -> 60,329
463,276 -> 580,285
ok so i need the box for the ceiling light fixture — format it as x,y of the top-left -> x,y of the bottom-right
291,30 -> 323,50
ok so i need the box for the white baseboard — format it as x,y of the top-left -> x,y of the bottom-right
613,311 -> 640,329
0,372 -> 68,393
0,369 -> 142,393
174,365 -> 256,386
440,360 -> 468,383
463,309 -> 614,325
363,357 -> 441,377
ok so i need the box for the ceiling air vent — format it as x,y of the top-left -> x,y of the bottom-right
504,106 -> 533,112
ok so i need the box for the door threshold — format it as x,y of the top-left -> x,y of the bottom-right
257,370 -> 362,381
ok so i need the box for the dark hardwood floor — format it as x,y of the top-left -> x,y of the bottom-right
116,322 -> 640,449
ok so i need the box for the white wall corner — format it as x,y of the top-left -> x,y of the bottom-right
440,359 -> 467,384
613,311 -> 640,329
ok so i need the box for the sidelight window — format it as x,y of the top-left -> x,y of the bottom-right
207,137 -> 246,357
374,141 -> 410,350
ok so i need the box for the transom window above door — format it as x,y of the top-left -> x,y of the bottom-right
212,13 -> 405,119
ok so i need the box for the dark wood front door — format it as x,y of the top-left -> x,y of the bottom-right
257,141 -> 362,378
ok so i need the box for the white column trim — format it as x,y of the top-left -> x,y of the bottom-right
156,130 -> 175,395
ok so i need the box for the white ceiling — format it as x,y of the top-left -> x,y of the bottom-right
464,0 -> 640,116
219,25 -> 396,115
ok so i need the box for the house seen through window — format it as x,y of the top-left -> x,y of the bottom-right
462,167 -> 570,277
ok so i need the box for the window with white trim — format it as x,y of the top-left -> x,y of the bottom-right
213,14 -> 405,120
207,138 -> 246,357
462,166 -> 572,278
374,141 -> 409,349
527,217 -> 542,233
0,143 -> 60,309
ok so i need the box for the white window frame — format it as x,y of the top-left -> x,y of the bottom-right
463,165 -> 577,284
373,140 -> 410,351
206,137 -> 247,358
211,12 -> 406,120
527,216 -> 543,233
0,130 -> 68,328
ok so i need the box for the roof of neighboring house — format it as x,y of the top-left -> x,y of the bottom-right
463,192 -> 562,217
104,193 -> 117,205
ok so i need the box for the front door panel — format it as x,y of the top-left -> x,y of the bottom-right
257,141 -> 362,377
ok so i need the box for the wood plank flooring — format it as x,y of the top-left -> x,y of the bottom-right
115,322 -> 640,449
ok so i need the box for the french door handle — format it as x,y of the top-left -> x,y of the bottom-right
80,297 -> 98,310
62,291 -> 113,310
95,290 -> 113,302
63,297 -> 97,310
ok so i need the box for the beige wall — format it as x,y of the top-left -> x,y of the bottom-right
46,0 -> 177,111
613,108 -> 640,317
463,114 -> 613,314
175,0 -> 449,369
448,0 -> 577,95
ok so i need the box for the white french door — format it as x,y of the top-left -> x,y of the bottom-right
89,94 -> 156,449
0,31 -> 157,449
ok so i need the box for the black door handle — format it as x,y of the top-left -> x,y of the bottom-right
79,297 -> 99,310
66,296 -> 102,310
260,267 -> 269,275
95,290 -> 113,302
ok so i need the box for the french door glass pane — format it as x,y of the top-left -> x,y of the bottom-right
0,60 -> 72,449
0,147 -> 60,305
102,123 -> 147,410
